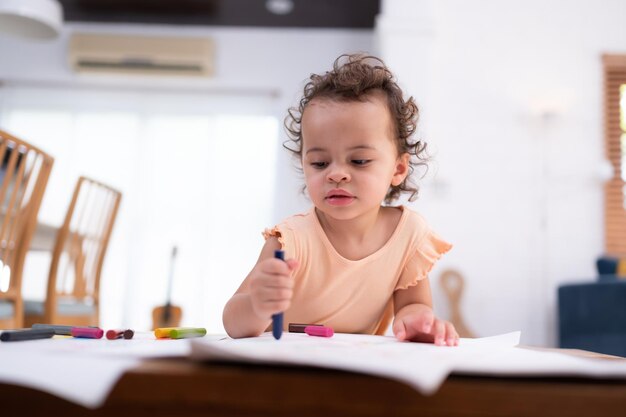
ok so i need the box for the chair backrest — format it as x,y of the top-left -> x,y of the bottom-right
439,269 -> 476,338
44,176 -> 122,326
0,130 -> 54,329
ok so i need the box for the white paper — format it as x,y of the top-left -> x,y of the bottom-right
0,339 -> 140,408
0,332 -> 225,408
453,345 -> 626,378
190,331 -> 626,395
189,331 -> 523,395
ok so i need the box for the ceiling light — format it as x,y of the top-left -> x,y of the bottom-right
265,0 -> 294,16
0,0 -> 63,40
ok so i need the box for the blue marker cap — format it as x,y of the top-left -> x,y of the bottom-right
272,249 -> 285,340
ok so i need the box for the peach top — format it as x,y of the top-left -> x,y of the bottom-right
263,206 -> 452,335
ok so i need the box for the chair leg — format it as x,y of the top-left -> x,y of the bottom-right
23,313 -> 45,328
0,317 -> 17,329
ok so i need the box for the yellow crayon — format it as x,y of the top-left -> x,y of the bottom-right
154,327 -> 206,339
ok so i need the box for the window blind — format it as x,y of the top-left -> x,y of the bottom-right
603,55 -> 626,256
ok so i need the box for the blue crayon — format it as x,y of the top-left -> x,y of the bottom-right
272,249 -> 285,340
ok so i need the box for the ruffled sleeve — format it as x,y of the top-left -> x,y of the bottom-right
262,222 -> 297,259
395,230 -> 452,291
263,226 -> 285,248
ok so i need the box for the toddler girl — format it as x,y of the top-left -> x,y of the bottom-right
223,53 -> 458,346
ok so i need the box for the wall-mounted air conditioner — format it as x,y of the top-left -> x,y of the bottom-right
68,33 -> 214,77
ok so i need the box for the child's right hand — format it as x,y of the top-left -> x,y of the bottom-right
248,257 -> 299,320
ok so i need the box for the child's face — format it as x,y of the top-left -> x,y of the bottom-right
301,93 -> 409,220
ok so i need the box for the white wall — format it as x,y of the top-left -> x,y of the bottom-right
379,0 -> 626,346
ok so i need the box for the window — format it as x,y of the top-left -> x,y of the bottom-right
603,55 -> 626,256
622,85 -> 626,183
0,85 -> 280,332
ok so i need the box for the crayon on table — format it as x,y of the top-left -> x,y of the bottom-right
154,327 -> 177,338
154,327 -> 207,339
288,323 -> 323,333
71,327 -> 104,339
32,323 -> 97,336
304,325 -> 334,338
272,249 -> 285,340
106,329 -> 135,340
169,327 -> 206,339
1,328 -> 55,342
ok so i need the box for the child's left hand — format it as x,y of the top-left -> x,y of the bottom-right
392,304 -> 459,346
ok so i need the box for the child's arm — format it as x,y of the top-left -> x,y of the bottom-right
392,279 -> 459,346
222,237 -> 298,338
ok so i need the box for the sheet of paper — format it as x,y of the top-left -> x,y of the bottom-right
0,332 -> 225,408
0,338 -> 140,408
190,331 -> 626,395
189,331 -> 522,395
453,345 -> 626,378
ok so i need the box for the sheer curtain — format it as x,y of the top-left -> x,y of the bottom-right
0,85 -> 279,332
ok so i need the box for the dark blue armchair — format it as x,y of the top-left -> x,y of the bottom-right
558,257 -> 626,357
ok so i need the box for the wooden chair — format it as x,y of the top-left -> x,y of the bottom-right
439,269 -> 476,338
24,176 -> 121,327
0,130 -> 54,329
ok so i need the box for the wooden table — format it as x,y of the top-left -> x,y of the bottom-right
1,353 -> 626,417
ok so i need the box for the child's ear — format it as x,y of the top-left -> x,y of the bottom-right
391,153 -> 410,186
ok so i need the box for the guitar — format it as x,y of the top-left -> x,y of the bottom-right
151,246 -> 183,329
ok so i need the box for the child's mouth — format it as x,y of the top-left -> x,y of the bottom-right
326,194 -> 355,206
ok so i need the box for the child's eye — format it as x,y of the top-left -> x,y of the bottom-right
310,162 -> 328,169
351,159 -> 371,166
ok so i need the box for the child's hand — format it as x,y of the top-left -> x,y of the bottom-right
248,257 -> 299,320
392,304 -> 459,346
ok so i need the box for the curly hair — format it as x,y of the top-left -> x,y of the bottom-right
284,53 -> 427,203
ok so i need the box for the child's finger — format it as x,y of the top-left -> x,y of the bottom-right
251,294 -> 291,319
432,319 -> 446,345
262,274 -> 294,289
286,259 -> 299,271
261,300 -> 291,316
259,287 -> 292,302
415,308 -> 434,334
262,258 -> 294,275
444,321 -> 459,346
392,320 -> 407,341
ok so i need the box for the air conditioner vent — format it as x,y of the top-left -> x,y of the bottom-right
69,33 -> 214,77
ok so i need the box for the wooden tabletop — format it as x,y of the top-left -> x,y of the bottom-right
2,354 -> 626,417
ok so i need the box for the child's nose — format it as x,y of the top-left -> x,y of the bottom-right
327,166 -> 350,184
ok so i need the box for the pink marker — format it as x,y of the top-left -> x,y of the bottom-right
304,325 -> 334,337
71,327 -> 104,339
